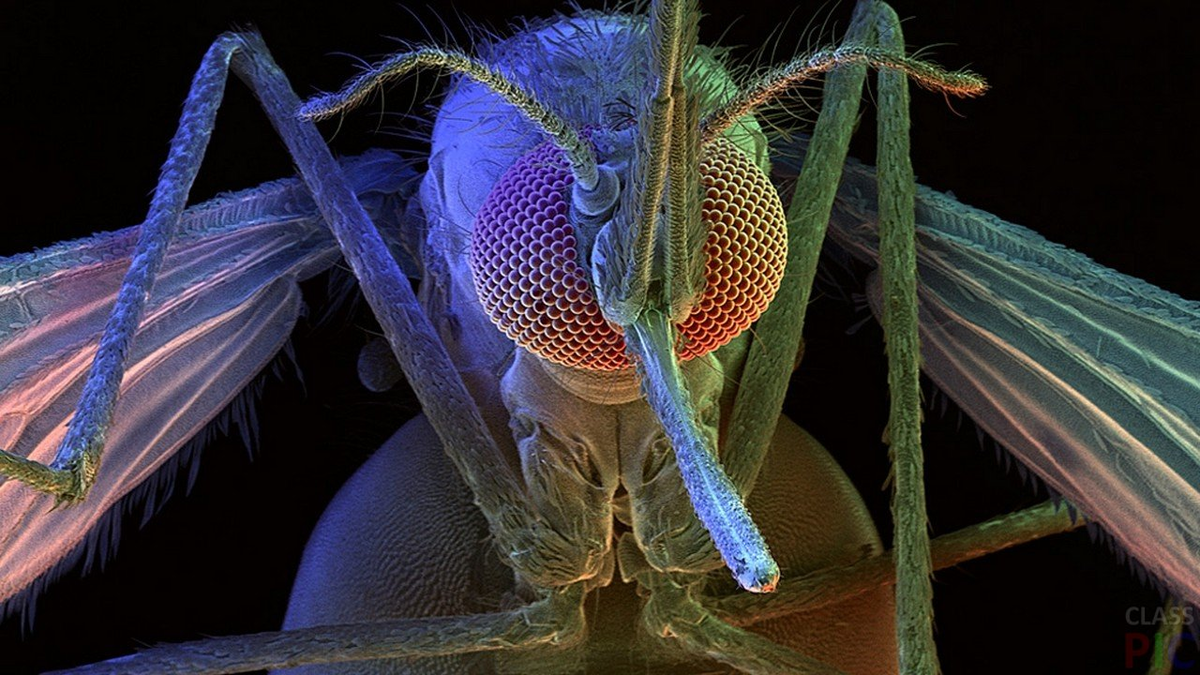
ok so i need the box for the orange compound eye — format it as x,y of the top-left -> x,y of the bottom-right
469,137 -> 787,371
469,141 -> 628,371
676,139 -> 788,360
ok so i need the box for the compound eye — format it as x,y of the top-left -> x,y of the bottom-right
678,138 -> 787,360
469,141 -> 627,371
470,137 -> 787,371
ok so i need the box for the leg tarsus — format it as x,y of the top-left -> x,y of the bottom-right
0,450 -> 77,500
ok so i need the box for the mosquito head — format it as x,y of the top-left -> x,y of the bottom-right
468,0 -> 785,593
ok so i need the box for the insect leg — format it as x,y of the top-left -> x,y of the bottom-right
718,1 -> 985,495
223,32 -> 562,578
710,0 -> 987,668
871,3 -> 937,671
722,0 -> 874,505
203,21 -> 592,633
0,28 -> 272,501
21,30 -> 587,672
45,584 -> 585,675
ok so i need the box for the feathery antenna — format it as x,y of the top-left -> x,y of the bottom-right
299,47 -> 606,195
701,43 -> 987,143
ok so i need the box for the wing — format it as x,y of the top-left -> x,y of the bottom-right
821,154 -> 1200,607
0,150 -> 418,616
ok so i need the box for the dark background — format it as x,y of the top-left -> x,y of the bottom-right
1,2 -> 1196,673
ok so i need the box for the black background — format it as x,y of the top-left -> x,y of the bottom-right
1,2 -> 1196,673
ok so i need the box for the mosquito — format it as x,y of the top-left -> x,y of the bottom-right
0,1 -> 1195,672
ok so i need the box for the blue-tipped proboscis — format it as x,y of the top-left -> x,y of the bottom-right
626,309 -> 779,592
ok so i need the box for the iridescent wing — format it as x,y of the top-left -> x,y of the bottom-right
823,153 -> 1200,607
0,151 -> 416,616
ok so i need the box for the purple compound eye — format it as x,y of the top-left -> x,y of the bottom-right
470,137 -> 787,371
